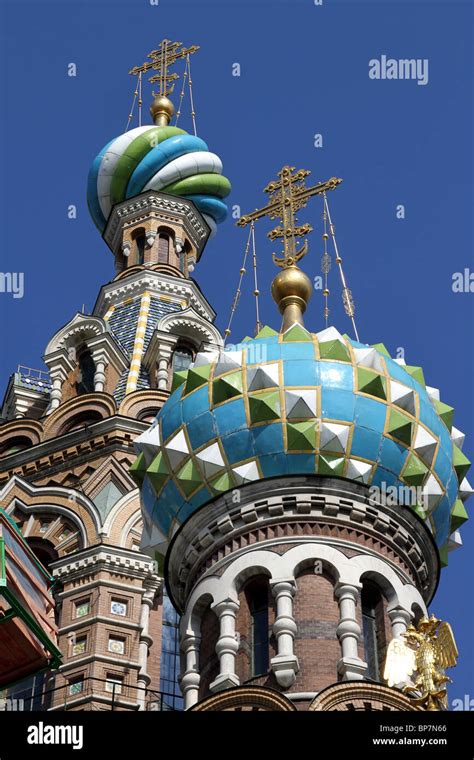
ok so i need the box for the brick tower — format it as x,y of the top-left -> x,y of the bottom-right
0,40 -> 231,710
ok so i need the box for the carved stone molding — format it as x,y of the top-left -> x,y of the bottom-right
167,477 -> 439,611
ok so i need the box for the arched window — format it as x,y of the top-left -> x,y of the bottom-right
136,234 -> 146,265
172,346 -> 194,373
60,409 -> 103,434
361,581 -> 387,681
158,233 -> 170,265
75,350 -> 95,395
0,436 -> 32,456
245,578 -> 270,676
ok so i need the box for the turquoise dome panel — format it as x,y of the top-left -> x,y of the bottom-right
132,324 -> 470,563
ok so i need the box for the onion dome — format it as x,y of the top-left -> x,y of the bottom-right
87,124 -> 231,235
131,323 -> 471,566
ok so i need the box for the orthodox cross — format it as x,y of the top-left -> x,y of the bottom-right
129,39 -> 200,97
237,166 -> 342,268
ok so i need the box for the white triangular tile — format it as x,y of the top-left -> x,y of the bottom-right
346,459 -> 372,483
354,347 -> 384,372
232,461 -> 259,484
285,389 -> 317,419
316,326 -> 343,343
320,422 -> 350,453
447,530 -> 463,552
425,385 -> 440,402
134,421 -> 161,465
451,426 -> 465,450
193,350 -> 219,368
413,426 -> 438,465
195,442 -> 225,478
214,350 -> 243,377
459,478 -> 473,502
390,380 -> 416,416
421,474 -> 443,513
164,429 -> 189,469
247,362 -> 279,391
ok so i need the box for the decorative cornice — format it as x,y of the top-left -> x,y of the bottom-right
166,477 -> 439,611
103,191 -> 210,258
50,544 -> 160,582
93,269 -> 216,322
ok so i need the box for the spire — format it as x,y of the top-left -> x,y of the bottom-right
129,39 -> 200,127
237,166 -> 342,331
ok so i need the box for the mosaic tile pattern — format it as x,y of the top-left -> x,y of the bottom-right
132,324 -> 470,565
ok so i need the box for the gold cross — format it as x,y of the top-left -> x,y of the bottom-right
237,166 -> 342,268
129,39 -> 200,97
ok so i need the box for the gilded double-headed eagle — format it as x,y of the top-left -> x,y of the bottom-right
383,615 -> 458,711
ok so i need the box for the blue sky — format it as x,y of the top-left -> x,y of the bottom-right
0,0 -> 472,703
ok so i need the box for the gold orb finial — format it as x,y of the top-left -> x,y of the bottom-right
150,94 -> 175,126
271,265 -> 312,331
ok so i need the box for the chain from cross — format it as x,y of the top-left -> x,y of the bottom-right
129,39 -> 200,97
237,166 -> 342,268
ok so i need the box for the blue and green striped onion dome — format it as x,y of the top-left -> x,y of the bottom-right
87,125 -> 231,235
131,324 -> 471,567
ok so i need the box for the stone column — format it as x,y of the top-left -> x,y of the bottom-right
48,371 -> 66,412
92,353 -> 107,393
388,606 -> 412,639
180,633 -> 201,709
136,584 -> 159,710
270,579 -> 299,687
335,582 -> 367,680
209,598 -> 240,693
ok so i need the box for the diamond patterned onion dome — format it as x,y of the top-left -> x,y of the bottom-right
131,324 -> 471,567
87,125 -> 231,234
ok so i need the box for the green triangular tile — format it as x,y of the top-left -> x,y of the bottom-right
209,471 -> 234,492
412,503 -> 427,521
184,364 -> 211,395
147,450 -> 169,491
176,458 -> 202,495
404,365 -> 426,387
450,498 -> 468,532
286,421 -> 316,451
255,325 -> 278,339
435,400 -> 454,431
387,408 -> 413,446
317,453 -> 345,476
319,339 -> 351,362
371,343 -> 391,358
439,545 -> 449,568
403,453 -> 429,486
130,452 -> 147,486
171,370 -> 188,392
453,445 -> 471,482
282,324 -> 312,342
242,336 -> 252,342
213,371 -> 243,404
248,391 -> 280,423
357,368 -> 387,400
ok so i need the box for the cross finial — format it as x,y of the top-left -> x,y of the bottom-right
237,166 -> 342,269
129,38 -> 200,98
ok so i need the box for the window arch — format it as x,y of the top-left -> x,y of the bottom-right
245,577 -> 270,677
59,409 -> 103,435
0,436 -> 33,456
171,345 -> 194,374
361,581 -> 388,681
75,349 -> 95,395
131,228 -> 146,266
157,233 -> 170,264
